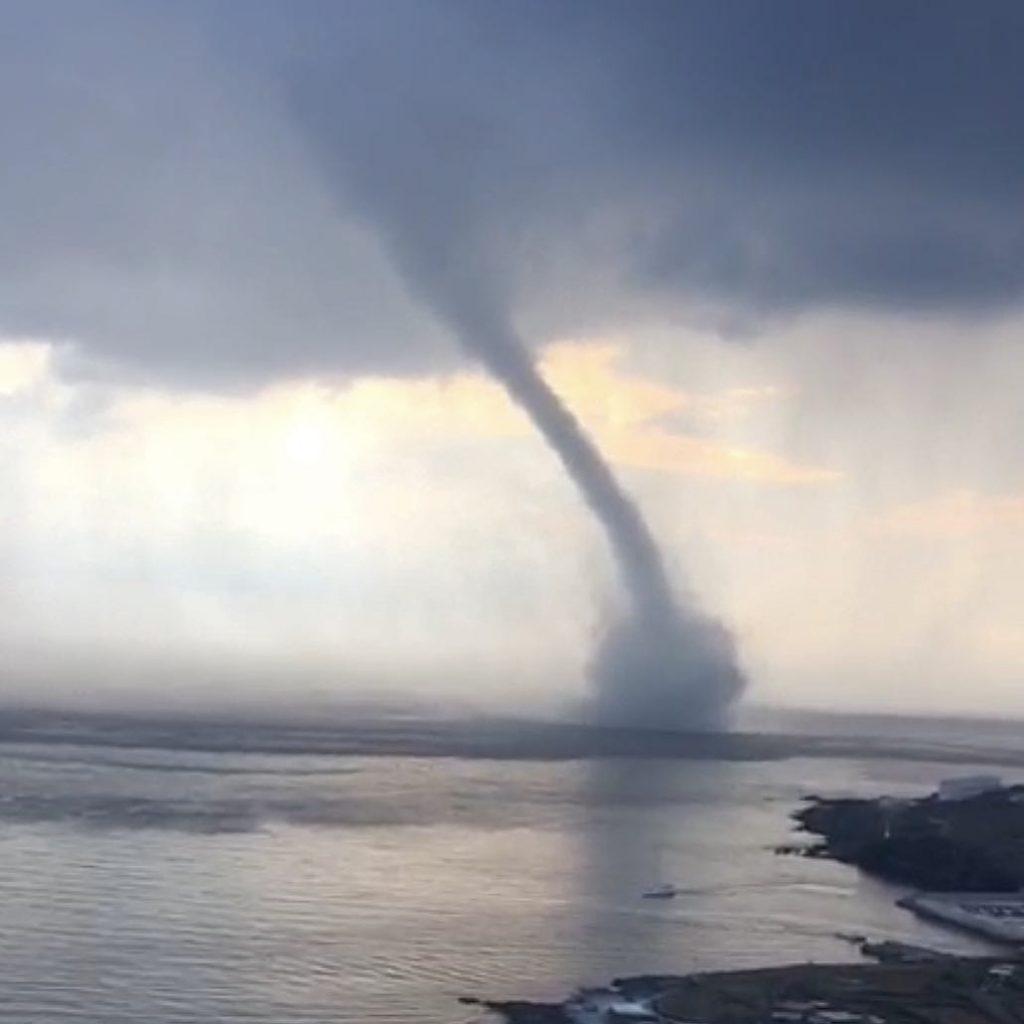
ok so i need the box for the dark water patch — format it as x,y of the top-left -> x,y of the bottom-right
0,792 -> 510,834
0,794 -> 263,833
0,747 -> 364,778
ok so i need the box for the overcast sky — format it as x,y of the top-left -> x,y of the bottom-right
2,0 -> 1024,717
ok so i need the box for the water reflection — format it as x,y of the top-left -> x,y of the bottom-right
573,758 -> 741,983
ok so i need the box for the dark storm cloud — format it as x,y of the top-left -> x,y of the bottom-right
434,0 -> 1024,313
575,0 -> 1024,311
2,0 -> 1023,384
0,1 -> 448,386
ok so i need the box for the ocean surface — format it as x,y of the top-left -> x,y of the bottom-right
0,708 -> 1021,1024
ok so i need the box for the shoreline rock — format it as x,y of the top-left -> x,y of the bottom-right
788,786 -> 1024,892
479,956 -> 1022,1024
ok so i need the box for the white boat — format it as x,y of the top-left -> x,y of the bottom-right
641,883 -> 678,899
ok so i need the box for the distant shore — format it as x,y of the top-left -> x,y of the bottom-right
0,706 -> 1024,766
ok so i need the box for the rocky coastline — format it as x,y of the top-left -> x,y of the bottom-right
471,955 -> 1023,1024
790,784 -> 1024,892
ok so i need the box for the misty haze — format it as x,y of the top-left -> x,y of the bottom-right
1,2 -> 1024,1022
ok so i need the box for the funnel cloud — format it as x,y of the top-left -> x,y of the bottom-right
434,291 -> 745,728
300,136 -> 746,729
450,313 -> 746,728
261,3 -> 751,728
